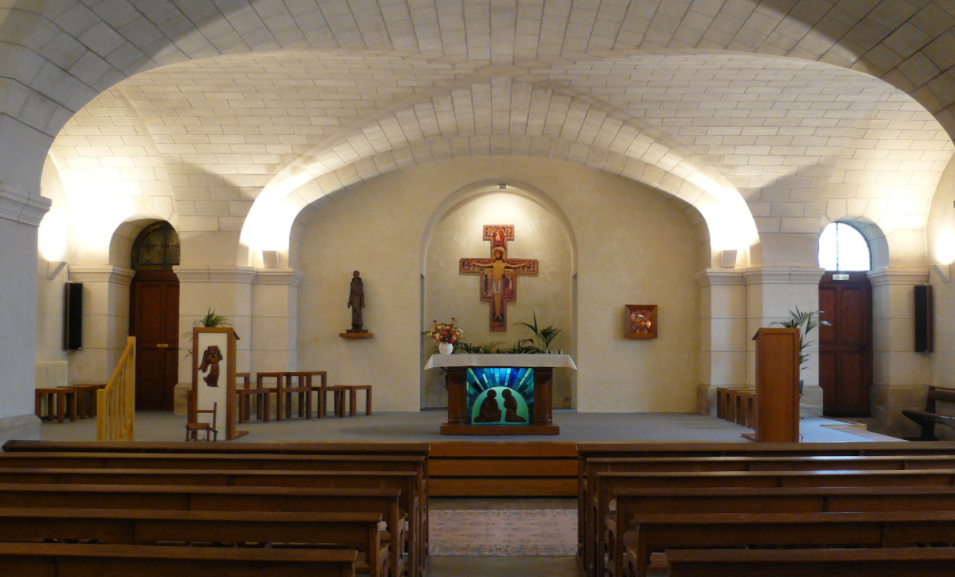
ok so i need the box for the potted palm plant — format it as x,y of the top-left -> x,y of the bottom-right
771,306 -> 830,394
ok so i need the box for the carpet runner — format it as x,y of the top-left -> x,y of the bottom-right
428,509 -> 577,556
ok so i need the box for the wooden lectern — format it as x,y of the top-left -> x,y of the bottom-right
752,328 -> 801,442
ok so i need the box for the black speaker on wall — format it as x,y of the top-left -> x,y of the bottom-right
914,284 -> 933,353
63,282 -> 83,351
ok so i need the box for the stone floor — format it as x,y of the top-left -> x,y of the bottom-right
37,409 -> 897,443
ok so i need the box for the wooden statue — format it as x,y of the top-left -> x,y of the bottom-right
346,270 -> 366,333
198,345 -> 222,387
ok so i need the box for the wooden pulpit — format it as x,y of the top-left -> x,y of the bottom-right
752,328 -> 801,442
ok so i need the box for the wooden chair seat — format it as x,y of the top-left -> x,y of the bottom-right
185,395 -> 217,442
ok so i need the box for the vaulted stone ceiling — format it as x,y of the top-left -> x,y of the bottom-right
13,0 -> 955,264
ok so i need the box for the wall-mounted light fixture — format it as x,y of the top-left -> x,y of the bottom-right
47,261 -> 67,280
262,250 -> 280,269
498,183 -> 507,190
931,263 -> 951,284
720,249 -> 738,269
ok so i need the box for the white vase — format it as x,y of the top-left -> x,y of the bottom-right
438,342 -> 454,355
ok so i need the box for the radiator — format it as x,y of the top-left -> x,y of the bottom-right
35,361 -> 69,389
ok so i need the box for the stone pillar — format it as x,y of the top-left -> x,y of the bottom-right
867,268 -> 931,437
0,186 -> 49,441
743,267 -> 826,417
696,269 -> 747,415
174,266 -> 256,415
252,270 -> 303,373
66,266 -> 135,384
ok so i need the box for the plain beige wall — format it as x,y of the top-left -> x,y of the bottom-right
423,191 -> 575,409
294,155 -> 706,413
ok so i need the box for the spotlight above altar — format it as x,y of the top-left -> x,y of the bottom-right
425,354 -> 577,436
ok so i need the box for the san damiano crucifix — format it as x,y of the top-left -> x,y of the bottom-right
459,225 -> 539,331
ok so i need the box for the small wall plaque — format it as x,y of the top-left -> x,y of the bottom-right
833,273 -> 850,281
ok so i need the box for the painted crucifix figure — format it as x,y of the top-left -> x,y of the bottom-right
459,225 -> 539,331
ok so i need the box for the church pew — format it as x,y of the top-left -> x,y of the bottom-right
611,485 -> 955,577
625,510 -> 955,577
590,468 -> 955,577
662,547 -> 955,577
0,542 -> 358,577
0,508 -> 385,577
0,468 -> 420,577
0,450 -> 427,577
2,440 -> 432,570
584,452 -> 955,575
575,441 -> 955,557
0,483 -> 407,577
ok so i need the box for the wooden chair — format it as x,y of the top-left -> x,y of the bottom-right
185,393 -> 217,442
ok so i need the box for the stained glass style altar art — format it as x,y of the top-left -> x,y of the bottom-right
467,368 -> 534,425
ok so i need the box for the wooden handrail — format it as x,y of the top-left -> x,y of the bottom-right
97,337 -> 136,441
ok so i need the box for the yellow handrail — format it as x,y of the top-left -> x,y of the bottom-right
97,337 -> 136,441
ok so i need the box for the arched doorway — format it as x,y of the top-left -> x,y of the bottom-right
129,222 -> 180,411
818,223 -> 873,417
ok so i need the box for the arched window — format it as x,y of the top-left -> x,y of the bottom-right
819,223 -> 870,272
131,222 -> 180,271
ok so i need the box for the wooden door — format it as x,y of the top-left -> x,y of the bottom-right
818,271 -> 873,417
131,271 -> 179,411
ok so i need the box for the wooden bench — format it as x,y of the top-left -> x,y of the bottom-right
611,485 -> 955,577
626,510 -> 955,577
663,547 -> 955,577
577,442 -> 955,571
0,508 -> 386,577
341,385 -> 373,416
591,467 -> 955,577
0,449 -> 427,577
0,542 -> 358,577
0,467 -> 421,577
0,483 -> 407,577
2,440 -> 432,571
902,385 -> 955,440
582,454 -> 955,577
34,388 -> 77,423
575,443 -> 955,575
715,387 -> 753,427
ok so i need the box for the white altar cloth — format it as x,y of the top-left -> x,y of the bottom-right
424,353 -> 577,370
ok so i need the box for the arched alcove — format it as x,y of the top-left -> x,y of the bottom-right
420,185 -> 577,409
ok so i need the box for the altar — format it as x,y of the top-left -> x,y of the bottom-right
424,354 -> 577,435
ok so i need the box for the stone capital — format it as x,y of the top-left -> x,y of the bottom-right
174,266 -> 257,284
0,184 -> 50,227
742,266 -> 825,285
867,267 -> 929,287
254,269 -> 304,287
68,265 -> 135,286
696,268 -> 744,288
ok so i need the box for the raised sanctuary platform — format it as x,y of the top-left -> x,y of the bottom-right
34,411 -> 898,497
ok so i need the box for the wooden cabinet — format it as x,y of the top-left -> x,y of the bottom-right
753,328 -> 801,442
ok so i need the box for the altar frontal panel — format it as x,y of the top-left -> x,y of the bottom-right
467,367 -> 534,426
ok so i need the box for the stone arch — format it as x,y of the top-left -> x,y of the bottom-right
250,136 -> 752,268
0,0 -> 954,217
418,179 -> 579,277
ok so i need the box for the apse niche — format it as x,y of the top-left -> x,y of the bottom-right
422,190 -> 576,410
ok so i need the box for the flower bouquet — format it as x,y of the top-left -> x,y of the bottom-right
425,318 -> 464,353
